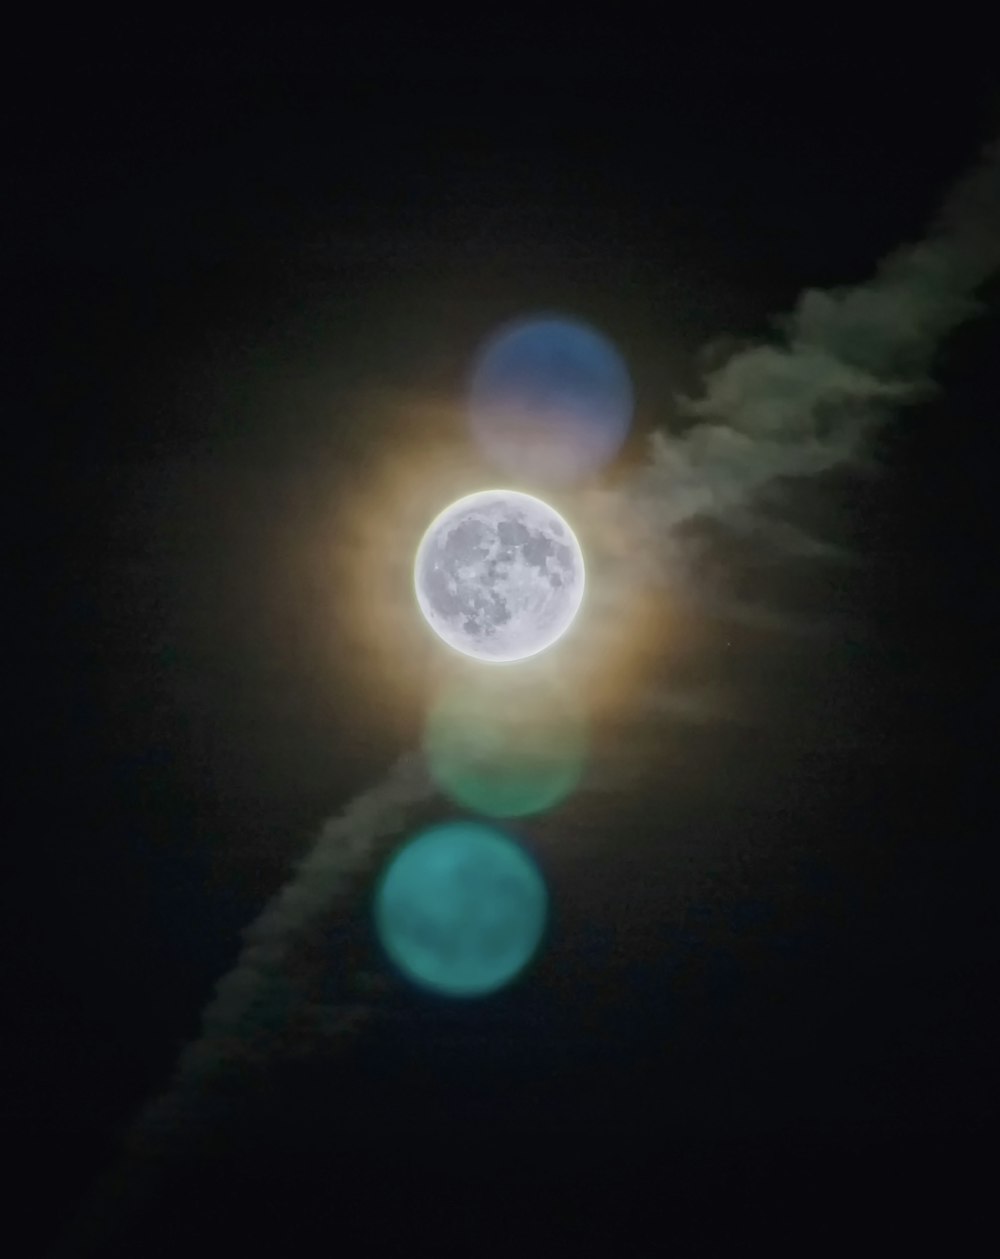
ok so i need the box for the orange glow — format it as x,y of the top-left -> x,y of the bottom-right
296,387 -> 677,750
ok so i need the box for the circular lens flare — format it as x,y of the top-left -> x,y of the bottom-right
424,668 -> 587,816
373,821 -> 548,997
468,315 -> 634,485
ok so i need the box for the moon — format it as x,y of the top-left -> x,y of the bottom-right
414,489 -> 585,663
373,821 -> 548,997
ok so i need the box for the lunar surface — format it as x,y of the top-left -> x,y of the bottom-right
414,489 -> 585,663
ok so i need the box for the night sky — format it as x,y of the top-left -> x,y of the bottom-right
10,24 -> 998,1255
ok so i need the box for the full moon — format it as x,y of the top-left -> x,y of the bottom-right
414,489 -> 585,663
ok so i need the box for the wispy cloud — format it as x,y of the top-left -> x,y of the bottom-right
130,753 -> 433,1146
51,754 -> 434,1256
631,137 -> 1000,547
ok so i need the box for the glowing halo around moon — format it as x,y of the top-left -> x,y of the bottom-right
413,488 -> 585,664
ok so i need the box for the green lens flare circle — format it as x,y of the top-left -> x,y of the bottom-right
423,671 -> 587,817
373,821 -> 548,997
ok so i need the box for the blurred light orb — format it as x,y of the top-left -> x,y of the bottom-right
424,670 -> 587,817
374,821 -> 548,997
414,489 -> 584,663
468,315 -> 634,484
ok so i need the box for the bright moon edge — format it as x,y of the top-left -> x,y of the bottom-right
413,488 -> 586,665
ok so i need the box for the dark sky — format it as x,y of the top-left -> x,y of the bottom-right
9,24 -> 998,1255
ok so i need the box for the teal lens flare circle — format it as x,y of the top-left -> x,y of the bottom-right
374,821 -> 548,998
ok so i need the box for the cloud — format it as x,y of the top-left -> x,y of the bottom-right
637,685 -> 741,725
629,137 -> 1000,544
50,754 -> 434,1256
129,753 -> 433,1147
